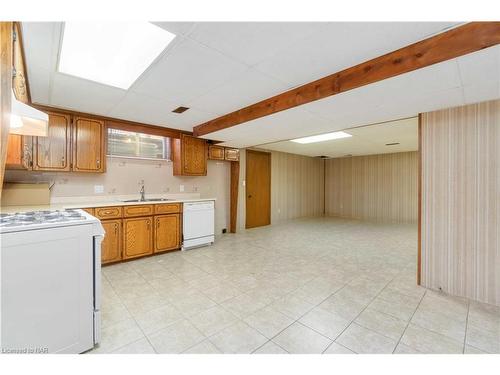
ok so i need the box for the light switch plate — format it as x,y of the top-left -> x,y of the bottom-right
179,185 -> 185,192
94,185 -> 104,194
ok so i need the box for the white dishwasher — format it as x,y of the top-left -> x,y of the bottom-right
182,201 -> 215,250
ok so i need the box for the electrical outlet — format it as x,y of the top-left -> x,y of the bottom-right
179,185 -> 185,192
94,185 -> 104,194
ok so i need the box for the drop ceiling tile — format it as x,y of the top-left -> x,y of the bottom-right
186,22 -> 328,66
254,22 -> 459,87
108,91 -> 218,131
131,38 -> 248,103
463,81 -> 500,105
189,68 -> 289,115
28,67 -> 51,104
21,22 -> 60,72
50,73 -> 127,114
458,44 -> 500,86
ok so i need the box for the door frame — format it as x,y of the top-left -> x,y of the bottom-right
245,149 -> 271,229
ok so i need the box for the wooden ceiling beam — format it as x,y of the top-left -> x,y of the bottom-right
193,22 -> 500,137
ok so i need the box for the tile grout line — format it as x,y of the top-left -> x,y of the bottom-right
462,298 -> 471,354
321,274 -> 399,354
390,289 -> 427,354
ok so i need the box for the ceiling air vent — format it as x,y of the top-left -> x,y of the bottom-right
172,106 -> 189,114
385,142 -> 400,146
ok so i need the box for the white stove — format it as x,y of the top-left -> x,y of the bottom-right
0,209 -> 104,354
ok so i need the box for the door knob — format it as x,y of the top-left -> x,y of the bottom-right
248,195 -> 252,198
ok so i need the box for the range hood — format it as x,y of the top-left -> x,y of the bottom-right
10,92 -> 48,136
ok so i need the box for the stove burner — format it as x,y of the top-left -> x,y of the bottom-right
0,209 -> 87,227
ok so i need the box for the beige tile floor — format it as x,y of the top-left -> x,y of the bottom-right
90,217 -> 500,354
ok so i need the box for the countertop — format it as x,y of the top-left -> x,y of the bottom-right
0,197 -> 216,214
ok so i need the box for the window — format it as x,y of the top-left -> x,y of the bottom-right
107,128 -> 171,160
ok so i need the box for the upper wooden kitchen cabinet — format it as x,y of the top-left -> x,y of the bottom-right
172,134 -> 207,176
33,112 -> 71,171
72,117 -> 105,173
224,147 -> 239,161
208,145 -> 225,160
5,134 -> 30,169
123,217 -> 153,260
101,219 -> 122,264
154,214 -> 180,253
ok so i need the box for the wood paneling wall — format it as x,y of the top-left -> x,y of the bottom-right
325,152 -> 418,223
271,151 -> 324,224
421,99 -> 499,306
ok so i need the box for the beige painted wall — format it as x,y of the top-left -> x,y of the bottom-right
4,157 -> 231,235
421,99 -> 499,306
236,149 -> 324,230
325,152 -> 418,223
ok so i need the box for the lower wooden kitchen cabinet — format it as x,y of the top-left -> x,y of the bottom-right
123,217 -> 153,260
81,202 -> 183,265
101,219 -> 122,264
154,214 -> 180,253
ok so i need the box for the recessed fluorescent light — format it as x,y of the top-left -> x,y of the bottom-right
290,131 -> 352,144
58,22 -> 175,90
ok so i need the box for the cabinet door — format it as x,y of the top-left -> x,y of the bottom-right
101,219 -> 122,264
182,135 -> 207,175
5,134 -> 30,169
123,217 -> 153,259
224,148 -> 239,161
208,145 -> 224,160
33,113 -> 71,171
72,117 -> 105,172
154,214 -> 180,253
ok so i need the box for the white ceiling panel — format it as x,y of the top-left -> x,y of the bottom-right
50,73 -> 127,114
458,44 -> 500,86
185,22 -> 328,66
21,22 -> 60,72
462,82 -> 500,104
28,67 -> 51,104
131,38 -> 248,103
189,68 -> 289,115
108,91 -> 218,131
254,22 -> 460,87
260,117 -> 418,158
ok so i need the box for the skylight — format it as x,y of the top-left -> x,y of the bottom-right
58,22 -> 175,90
290,131 -> 352,144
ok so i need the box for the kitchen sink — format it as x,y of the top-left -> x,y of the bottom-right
121,198 -> 175,203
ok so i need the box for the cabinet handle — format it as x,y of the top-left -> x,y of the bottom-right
96,159 -> 100,168
114,223 -> 118,235
61,156 -> 65,166
147,220 -> 151,230
157,220 -> 160,229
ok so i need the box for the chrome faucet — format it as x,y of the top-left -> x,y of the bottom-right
139,180 -> 146,201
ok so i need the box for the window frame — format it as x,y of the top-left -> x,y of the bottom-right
106,127 -> 172,161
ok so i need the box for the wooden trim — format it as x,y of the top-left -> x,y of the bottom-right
230,160 -> 240,233
0,22 -> 13,198
193,22 -> 500,137
32,104 -> 189,139
417,113 -> 423,285
12,22 -> 31,104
